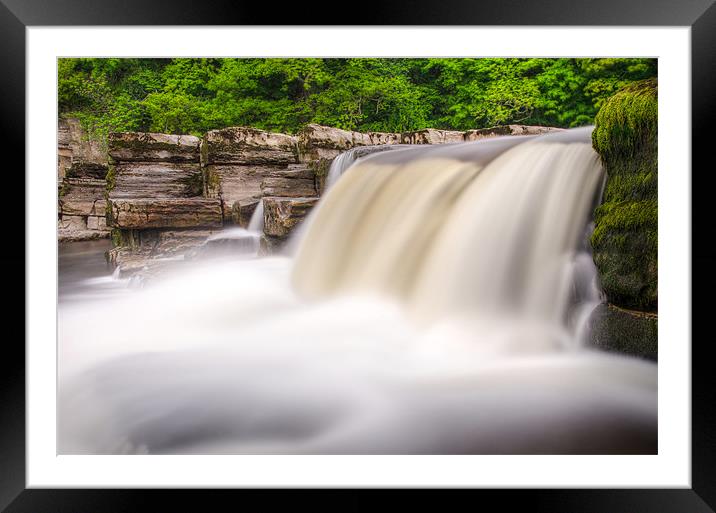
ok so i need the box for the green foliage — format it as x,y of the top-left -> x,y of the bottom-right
58,58 -> 656,142
591,79 -> 658,311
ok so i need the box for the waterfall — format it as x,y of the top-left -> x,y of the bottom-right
324,145 -> 403,192
293,127 -> 603,347
58,127 -> 657,455
247,199 -> 265,233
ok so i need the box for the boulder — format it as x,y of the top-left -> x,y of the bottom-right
309,159 -> 333,196
298,124 -> 404,161
107,198 -> 223,229
203,127 -> 298,165
263,197 -> 319,238
298,124 -> 354,158
231,200 -> 260,228
109,162 -> 203,199
463,125 -> 563,141
401,128 -> 466,145
108,132 -> 200,163
591,79 -> 658,311
587,303 -> 657,361
367,131 -> 403,146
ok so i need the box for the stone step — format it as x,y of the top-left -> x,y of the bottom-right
108,132 -> 200,163
263,196 -> 319,238
202,127 -> 299,165
107,198 -> 223,229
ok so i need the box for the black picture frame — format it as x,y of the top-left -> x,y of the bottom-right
3,1 -> 714,511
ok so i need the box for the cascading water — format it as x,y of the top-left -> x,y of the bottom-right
58,128 -> 657,455
247,199 -> 265,233
324,145 -> 403,192
187,200 -> 266,260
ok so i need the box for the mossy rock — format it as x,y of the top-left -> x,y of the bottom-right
591,78 -> 657,311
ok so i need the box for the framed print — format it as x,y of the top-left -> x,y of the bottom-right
3,0 -> 715,510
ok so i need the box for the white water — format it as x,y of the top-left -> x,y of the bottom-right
58,128 -> 657,455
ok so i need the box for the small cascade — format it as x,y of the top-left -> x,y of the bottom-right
247,199 -> 265,233
324,145 -> 402,192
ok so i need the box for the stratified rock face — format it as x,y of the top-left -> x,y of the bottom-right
108,133 -> 200,162
110,162 -> 203,199
260,164 -> 317,198
59,178 -> 107,217
298,124 -> 405,161
263,197 -> 319,238
231,200 -> 259,228
203,127 -> 298,165
591,79 -> 658,311
464,125 -> 563,141
203,127 -> 301,221
58,117 -> 108,180
58,174 -> 109,238
588,304 -> 657,361
108,198 -> 223,229
204,164 -> 272,217
107,131 -> 207,232
401,128 -> 465,145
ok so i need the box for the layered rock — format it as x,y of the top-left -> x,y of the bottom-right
108,132 -> 201,163
231,199 -> 260,228
260,164 -> 317,198
297,124 -> 406,161
203,127 -> 301,221
58,120 -> 111,242
58,117 -> 107,180
108,198 -> 223,230
108,133 -> 203,201
401,128 -> 465,145
59,178 -> 107,217
202,127 -> 298,165
106,132 -> 220,273
463,125 -> 562,141
110,162 -> 203,199
263,197 -> 319,239
107,228 -> 221,279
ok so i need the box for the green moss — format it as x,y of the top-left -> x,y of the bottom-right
58,179 -> 71,198
203,166 -> 222,197
591,78 -> 658,311
110,228 -> 123,248
105,161 -> 117,196
110,133 -> 184,153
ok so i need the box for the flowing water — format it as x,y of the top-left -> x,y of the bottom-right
58,128 -> 657,455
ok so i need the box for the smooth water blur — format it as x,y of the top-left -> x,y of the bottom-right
58,128 -> 657,455
59,240 -> 129,303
